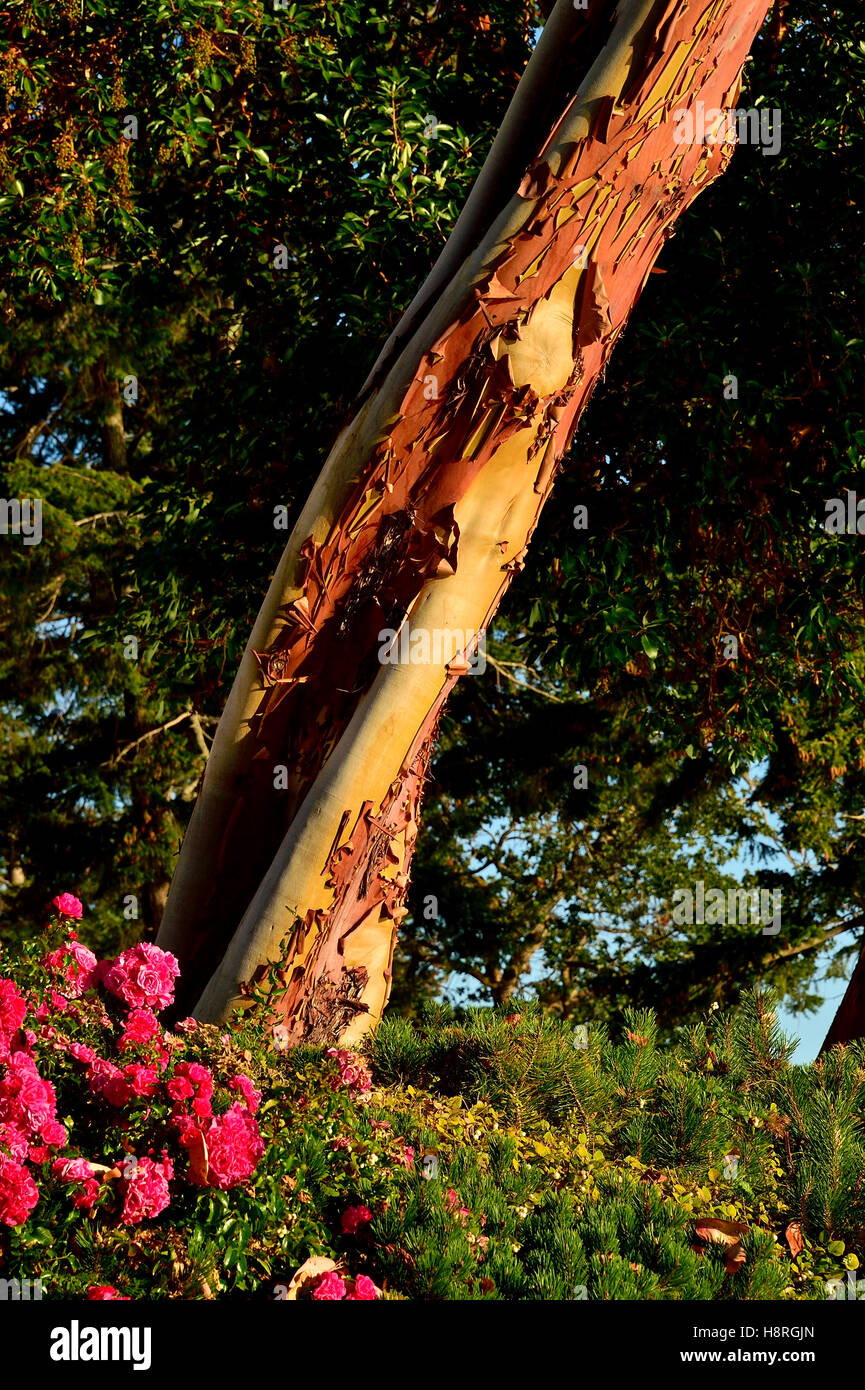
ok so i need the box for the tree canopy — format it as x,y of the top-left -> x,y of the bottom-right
2,0 -> 863,1040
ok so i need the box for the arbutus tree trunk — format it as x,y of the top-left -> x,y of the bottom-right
821,950 -> 865,1052
157,0 -> 772,1045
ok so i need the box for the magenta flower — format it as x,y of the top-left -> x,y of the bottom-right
346,1275 -> 379,1301
445,1188 -> 471,1224
42,941 -> 97,998
51,1157 -> 101,1212
341,1204 -> 373,1235
86,1057 -> 130,1107
121,1063 -> 159,1098
0,1155 -> 39,1227
52,893 -> 83,919
0,1051 -> 65,1146
103,943 -> 179,1011
325,1047 -> 372,1097
313,1271 -> 347,1301
230,1074 -> 261,1114
196,1103 -> 264,1191
119,1008 -> 160,1050
119,1155 -> 173,1225
0,978 -> 27,1057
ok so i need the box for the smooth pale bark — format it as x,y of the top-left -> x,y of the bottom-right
159,0 -> 772,1042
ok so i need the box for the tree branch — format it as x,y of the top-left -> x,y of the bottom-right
486,655 -> 564,702
104,710 -> 195,769
73,511 -> 129,528
761,914 -> 865,967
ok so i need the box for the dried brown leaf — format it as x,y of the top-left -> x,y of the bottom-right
187,1132 -> 209,1186
785,1221 -> 804,1257
694,1217 -> 749,1247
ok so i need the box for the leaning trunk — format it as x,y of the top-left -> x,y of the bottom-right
158,0 -> 772,1044
820,946 -> 865,1052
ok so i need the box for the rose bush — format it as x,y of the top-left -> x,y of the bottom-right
0,896 -> 392,1298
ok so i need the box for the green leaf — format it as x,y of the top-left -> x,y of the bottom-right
641,632 -> 659,660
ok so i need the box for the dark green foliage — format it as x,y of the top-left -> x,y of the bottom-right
367,992 -> 865,1297
2,0 -> 864,1039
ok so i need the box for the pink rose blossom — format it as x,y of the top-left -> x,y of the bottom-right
121,1063 -> 159,1098
230,1074 -> 261,1114
119,1009 -> 160,1050
167,1076 -> 194,1101
172,1111 -> 199,1147
166,1061 -> 214,1120
326,1048 -> 372,1098
86,1057 -> 130,1107
52,1156 -> 94,1183
41,1119 -> 67,1147
0,1052 -> 64,1145
312,1271 -> 347,1301
341,1204 -> 373,1235
0,1155 -> 38,1226
346,1275 -> 379,1301
52,893 -> 83,919
0,1121 -> 28,1160
119,1155 -> 172,1225
445,1188 -> 471,1224
103,943 -> 179,1011
0,979 -> 27,1045
42,941 -> 97,997
87,1286 -> 129,1300
51,1157 -> 101,1212
182,1102 -> 264,1191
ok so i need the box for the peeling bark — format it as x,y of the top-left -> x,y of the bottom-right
158,0 -> 772,1042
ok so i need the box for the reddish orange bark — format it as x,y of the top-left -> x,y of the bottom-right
821,952 -> 865,1052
